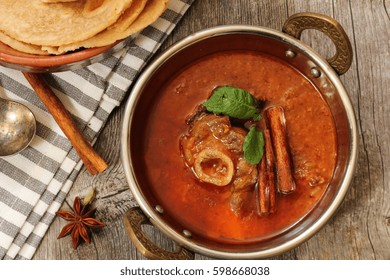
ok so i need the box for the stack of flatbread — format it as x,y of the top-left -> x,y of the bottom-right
0,0 -> 169,55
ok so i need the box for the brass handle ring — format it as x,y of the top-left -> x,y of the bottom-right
123,207 -> 195,260
282,12 -> 353,75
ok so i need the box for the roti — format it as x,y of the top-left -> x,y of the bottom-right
0,0 -> 169,55
0,31 -> 49,55
41,0 -> 78,3
0,0 -> 133,46
56,0 -> 148,53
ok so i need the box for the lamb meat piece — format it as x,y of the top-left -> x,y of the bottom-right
180,113 -> 258,215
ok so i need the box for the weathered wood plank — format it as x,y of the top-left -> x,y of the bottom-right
33,0 -> 390,260
347,0 -> 390,259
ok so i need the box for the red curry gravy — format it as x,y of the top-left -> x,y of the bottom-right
137,51 -> 337,243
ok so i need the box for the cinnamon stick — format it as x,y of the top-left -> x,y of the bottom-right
257,129 -> 277,215
263,129 -> 277,213
23,72 -> 108,175
258,155 -> 269,215
265,106 -> 295,194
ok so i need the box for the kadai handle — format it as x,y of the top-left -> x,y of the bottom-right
282,12 -> 353,75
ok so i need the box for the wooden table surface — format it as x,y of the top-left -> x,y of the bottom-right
33,0 -> 390,260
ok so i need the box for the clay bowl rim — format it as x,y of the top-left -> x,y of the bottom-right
0,40 -> 126,72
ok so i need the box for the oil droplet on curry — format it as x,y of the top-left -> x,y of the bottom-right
136,51 -> 336,243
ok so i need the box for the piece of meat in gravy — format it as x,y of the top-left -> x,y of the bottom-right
180,113 -> 258,215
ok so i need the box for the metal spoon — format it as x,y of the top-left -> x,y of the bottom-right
0,97 -> 36,157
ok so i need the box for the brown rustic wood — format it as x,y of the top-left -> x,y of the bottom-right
33,0 -> 390,260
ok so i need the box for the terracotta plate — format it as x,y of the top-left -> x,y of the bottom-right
0,40 -> 126,73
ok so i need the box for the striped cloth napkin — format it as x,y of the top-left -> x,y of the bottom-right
0,0 -> 194,260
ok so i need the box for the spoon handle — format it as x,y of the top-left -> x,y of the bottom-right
23,72 -> 107,175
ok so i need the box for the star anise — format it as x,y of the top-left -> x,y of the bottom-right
56,196 -> 105,249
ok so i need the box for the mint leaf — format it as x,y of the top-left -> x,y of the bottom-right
203,86 -> 261,121
243,127 -> 264,164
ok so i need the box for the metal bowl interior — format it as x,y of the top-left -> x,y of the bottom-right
0,39 -> 127,72
121,25 -> 357,259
